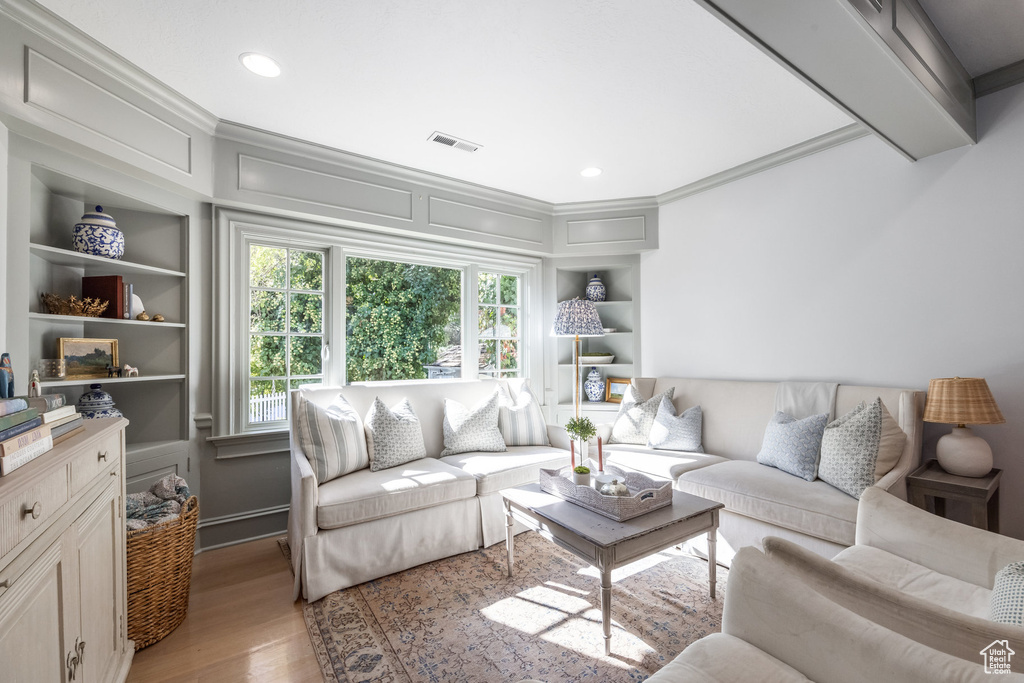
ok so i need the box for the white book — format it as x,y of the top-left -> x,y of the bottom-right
41,405 -> 77,423
0,435 -> 54,475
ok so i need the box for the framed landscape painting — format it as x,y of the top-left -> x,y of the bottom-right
59,337 -> 119,379
605,377 -> 631,403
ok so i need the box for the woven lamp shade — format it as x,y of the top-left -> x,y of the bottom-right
923,377 -> 1005,425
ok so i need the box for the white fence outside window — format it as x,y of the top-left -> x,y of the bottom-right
250,392 -> 288,423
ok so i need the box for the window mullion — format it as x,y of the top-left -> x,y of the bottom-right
466,264 -> 479,380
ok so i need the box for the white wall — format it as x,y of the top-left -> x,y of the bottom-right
642,82 -> 1024,539
0,120 -> 8,350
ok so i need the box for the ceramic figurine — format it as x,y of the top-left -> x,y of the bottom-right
124,364 -> 139,377
151,314 -> 165,322
76,384 -> 124,419
136,311 -> 150,321
0,353 -> 13,398
585,273 -> 606,302
73,206 -> 124,260
599,478 -> 630,497
584,366 -> 605,402
29,370 -> 41,397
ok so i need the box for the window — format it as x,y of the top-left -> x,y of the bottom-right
477,271 -> 521,378
248,244 -> 326,426
345,256 -> 462,382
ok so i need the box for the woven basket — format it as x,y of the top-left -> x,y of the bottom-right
126,496 -> 199,649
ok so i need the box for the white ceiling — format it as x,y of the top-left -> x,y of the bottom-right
35,0 -> 862,204
917,0 -> 1024,77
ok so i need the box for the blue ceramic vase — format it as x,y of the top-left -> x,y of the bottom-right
585,274 -> 606,302
77,384 -> 124,419
584,366 -> 605,402
73,206 -> 124,260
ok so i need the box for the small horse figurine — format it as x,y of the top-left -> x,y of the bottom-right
124,364 -> 139,378
107,365 -> 122,378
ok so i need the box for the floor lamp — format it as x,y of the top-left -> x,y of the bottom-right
552,297 -> 605,418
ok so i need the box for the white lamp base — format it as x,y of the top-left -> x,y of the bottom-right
936,426 -> 993,477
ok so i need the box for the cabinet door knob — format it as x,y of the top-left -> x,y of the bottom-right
24,502 -> 42,520
98,450 -> 108,462
0,578 -> 9,589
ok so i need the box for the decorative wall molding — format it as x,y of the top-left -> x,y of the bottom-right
565,215 -> 646,245
198,503 -> 290,529
551,196 -> 657,216
207,429 -> 290,459
427,197 -> 546,246
658,124 -> 870,205
975,60 -> 1024,99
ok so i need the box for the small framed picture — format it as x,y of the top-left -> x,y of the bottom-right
605,377 -> 631,404
58,338 -> 119,379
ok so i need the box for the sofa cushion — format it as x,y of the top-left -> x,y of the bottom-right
818,398 -> 907,498
755,411 -> 828,482
677,460 -> 858,545
365,397 -> 427,471
440,391 -> 506,456
832,545 -> 992,620
647,397 -> 704,452
497,383 -> 549,446
295,394 -> 368,482
316,457 -> 477,530
609,385 -> 675,445
604,446 -> 727,481
440,446 -> 568,495
646,633 -> 811,683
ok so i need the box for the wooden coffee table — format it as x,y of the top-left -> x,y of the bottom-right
501,483 -> 723,655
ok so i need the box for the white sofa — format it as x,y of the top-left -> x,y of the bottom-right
288,379 -> 570,601
647,545 -> 1018,682
601,378 -> 925,559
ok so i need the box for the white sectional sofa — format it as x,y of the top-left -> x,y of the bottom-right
601,378 -> 925,559
288,379 -> 570,601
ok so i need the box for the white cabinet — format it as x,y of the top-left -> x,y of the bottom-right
0,418 -> 132,682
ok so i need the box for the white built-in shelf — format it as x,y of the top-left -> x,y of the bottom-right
29,312 -> 186,328
592,300 -> 632,306
40,374 -> 186,388
29,244 -> 187,278
558,363 -> 633,369
558,401 -> 621,411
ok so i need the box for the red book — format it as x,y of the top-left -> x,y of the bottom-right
81,275 -> 123,319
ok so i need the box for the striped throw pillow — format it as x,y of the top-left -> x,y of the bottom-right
497,383 -> 549,446
295,394 -> 368,482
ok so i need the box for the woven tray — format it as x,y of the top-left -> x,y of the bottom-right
538,465 -> 672,521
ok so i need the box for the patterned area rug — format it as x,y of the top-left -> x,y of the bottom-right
286,532 -> 725,682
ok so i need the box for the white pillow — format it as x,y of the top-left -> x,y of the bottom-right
294,394 -> 368,482
441,390 -> 507,456
364,397 -> 427,471
497,383 -> 549,446
608,385 -> 675,445
647,397 -> 704,452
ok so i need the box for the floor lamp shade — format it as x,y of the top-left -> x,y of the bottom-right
924,377 -> 1005,477
552,298 -> 604,420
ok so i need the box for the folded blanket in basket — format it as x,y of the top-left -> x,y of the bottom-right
126,474 -> 192,531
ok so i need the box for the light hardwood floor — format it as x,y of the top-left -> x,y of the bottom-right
127,537 -> 322,682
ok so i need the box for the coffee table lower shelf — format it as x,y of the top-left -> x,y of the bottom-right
501,483 -> 723,656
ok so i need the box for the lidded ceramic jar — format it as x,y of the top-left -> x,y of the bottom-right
73,205 -> 124,260
585,273 -> 606,302
77,384 -> 124,419
599,478 -> 630,497
584,366 -> 605,402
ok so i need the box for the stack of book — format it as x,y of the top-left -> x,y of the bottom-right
0,394 -> 85,476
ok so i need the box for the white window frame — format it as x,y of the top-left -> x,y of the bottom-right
213,208 -> 542,437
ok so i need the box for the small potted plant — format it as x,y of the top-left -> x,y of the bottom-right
564,415 -> 597,472
573,465 -> 591,486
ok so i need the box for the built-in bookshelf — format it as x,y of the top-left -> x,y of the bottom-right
548,256 -> 641,426
18,162 -> 194,491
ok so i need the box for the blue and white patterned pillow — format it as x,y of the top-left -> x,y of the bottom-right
991,562 -> 1024,625
756,411 -> 828,482
608,386 -> 675,445
365,397 -> 427,471
441,390 -> 507,456
295,394 -> 368,482
497,383 -> 549,446
818,399 -> 905,499
647,397 -> 704,452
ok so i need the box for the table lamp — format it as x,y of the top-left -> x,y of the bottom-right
923,377 -> 1005,477
551,297 -> 604,418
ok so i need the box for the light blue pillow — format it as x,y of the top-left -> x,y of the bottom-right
756,411 -> 828,482
647,397 -> 703,452
991,562 -> 1024,625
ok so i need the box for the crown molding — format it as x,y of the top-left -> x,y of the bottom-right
1,0 -> 218,134
550,196 -> 658,216
974,60 -> 1024,99
657,123 -> 869,205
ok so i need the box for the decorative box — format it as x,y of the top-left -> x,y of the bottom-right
539,465 -> 672,521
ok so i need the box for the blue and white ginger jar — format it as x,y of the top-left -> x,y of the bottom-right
585,274 -> 606,302
77,384 -> 124,419
73,206 -> 124,260
584,366 -> 605,402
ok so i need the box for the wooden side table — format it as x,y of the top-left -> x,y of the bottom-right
906,459 -> 1001,532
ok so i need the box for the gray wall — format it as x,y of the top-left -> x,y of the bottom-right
641,82 -> 1024,540
0,120 -> 7,349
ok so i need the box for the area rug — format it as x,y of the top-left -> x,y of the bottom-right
286,533 -> 725,682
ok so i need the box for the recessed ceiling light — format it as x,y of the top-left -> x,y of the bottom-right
240,52 -> 281,78
580,167 -> 602,177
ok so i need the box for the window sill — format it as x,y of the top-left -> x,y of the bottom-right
207,429 -> 291,460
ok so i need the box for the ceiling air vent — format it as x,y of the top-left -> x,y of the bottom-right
428,131 -> 481,153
